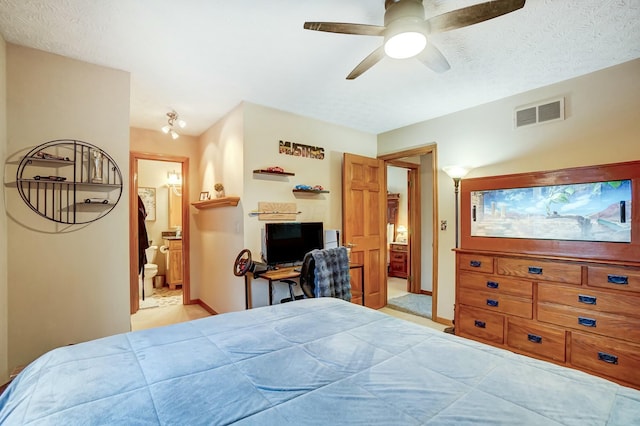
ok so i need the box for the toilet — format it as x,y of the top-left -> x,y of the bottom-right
140,245 -> 159,298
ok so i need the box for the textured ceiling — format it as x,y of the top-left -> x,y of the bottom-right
1,0 -> 639,136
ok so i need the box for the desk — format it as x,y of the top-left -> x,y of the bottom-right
244,263 -> 365,309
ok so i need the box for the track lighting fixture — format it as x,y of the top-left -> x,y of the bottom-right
161,110 -> 186,139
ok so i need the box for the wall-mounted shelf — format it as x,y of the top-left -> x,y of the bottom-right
16,139 -> 123,224
293,189 -> 329,194
191,196 -> 240,209
253,169 -> 295,176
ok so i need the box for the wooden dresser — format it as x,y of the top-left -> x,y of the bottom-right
455,160 -> 640,390
389,243 -> 408,278
455,250 -> 640,389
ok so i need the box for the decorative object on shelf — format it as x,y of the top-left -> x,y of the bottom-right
199,191 -> 210,201
137,187 -> 156,221
16,139 -> 123,224
191,196 -> 240,209
250,202 -> 299,220
34,151 -> 70,161
293,184 -> 330,194
214,183 -> 225,198
161,110 -> 186,140
279,139 -> 325,160
443,165 -> 471,248
91,149 -> 104,183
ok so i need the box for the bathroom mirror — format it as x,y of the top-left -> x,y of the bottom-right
168,187 -> 182,229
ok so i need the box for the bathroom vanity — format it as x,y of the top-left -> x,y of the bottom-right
164,238 -> 183,289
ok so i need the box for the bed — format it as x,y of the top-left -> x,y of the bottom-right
1,298 -> 639,425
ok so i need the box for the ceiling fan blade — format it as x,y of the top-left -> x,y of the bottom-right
304,22 -> 385,36
426,0 -> 526,34
417,43 -> 451,73
347,46 -> 385,80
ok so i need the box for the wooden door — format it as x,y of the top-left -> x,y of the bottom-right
343,153 -> 387,309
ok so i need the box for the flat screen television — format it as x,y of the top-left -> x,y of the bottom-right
262,222 -> 324,266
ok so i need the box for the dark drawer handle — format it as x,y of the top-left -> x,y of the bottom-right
474,320 -> 486,328
607,274 -> 629,285
486,299 -> 499,307
578,317 -> 597,327
598,352 -> 619,365
486,281 -> 499,289
528,266 -> 543,275
527,334 -> 542,344
578,295 -> 597,305
470,260 -> 482,268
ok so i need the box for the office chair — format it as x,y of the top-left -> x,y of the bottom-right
299,247 -> 352,302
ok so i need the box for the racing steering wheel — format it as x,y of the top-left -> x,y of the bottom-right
233,249 -> 253,277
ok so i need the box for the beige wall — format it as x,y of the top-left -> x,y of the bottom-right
193,103 -> 245,312
192,102 -> 376,313
378,58 -> 640,321
0,35 -> 8,381
242,103 -> 376,307
5,45 -> 131,370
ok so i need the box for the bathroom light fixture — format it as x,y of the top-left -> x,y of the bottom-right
161,110 -> 186,139
443,165 -> 472,248
167,170 -> 182,196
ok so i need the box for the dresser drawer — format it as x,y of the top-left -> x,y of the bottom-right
390,252 -> 406,262
459,291 -> 532,319
538,303 -> 640,342
497,257 -> 581,285
587,265 -> 640,294
459,271 -> 532,298
571,332 -> 640,387
459,253 -> 494,274
538,283 -> 640,319
507,318 -> 566,363
457,306 -> 504,344
390,243 -> 408,252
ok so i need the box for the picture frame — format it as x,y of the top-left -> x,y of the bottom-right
137,187 -> 156,221
199,191 -> 210,201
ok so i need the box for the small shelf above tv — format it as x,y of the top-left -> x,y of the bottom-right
253,169 -> 295,176
191,196 -> 240,209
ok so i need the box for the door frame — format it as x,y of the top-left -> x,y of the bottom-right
129,152 -> 190,314
379,144 -> 439,322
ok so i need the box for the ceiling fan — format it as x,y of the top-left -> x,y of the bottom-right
304,0 -> 526,79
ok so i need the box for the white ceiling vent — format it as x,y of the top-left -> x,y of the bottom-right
514,98 -> 564,129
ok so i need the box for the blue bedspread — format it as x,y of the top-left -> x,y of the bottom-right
1,298 -> 639,425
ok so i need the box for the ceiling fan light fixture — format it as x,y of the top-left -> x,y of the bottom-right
384,17 -> 427,59
385,31 -> 426,59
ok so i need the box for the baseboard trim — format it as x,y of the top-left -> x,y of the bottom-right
434,316 -> 453,326
192,298 -> 218,315
419,290 -> 433,296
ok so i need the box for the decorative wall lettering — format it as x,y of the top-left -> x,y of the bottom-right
279,140 -> 325,160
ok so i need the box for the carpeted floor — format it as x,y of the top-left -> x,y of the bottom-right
386,293 -> 432,319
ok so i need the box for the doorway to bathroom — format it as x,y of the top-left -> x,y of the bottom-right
129,152 -> 190,315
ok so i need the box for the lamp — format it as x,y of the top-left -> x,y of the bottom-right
161,110 -> 186,139
443,165 -> 471,248
396,225 -> 408,243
